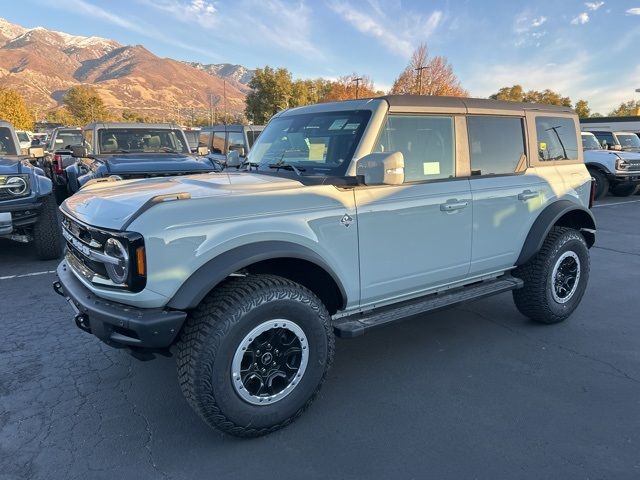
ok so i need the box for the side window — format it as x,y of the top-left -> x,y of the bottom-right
594,132 -> 615,148
246,130 -> 261,148
211,131 -> 225,154
374,115 -> 455,182
535,116 -> 578,161
199,131 -> 211,149
82,130 -> 93,151
467,116 -> 526,175
227,132 -> 245,154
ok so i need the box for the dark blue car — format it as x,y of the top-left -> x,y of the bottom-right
64,122 -> 217,197
0,121 -> 63,260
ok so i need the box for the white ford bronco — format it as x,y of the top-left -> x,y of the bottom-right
53,96 -> 596,437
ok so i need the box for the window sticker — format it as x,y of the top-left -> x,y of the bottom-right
423,162 -> 441,175
308,143 -> 325,161
329,119 -> 348,130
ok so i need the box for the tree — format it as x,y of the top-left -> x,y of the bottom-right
608,100 -> 640,117
390,43 -> 467,97
45,108 -> 75,126
490,85 -> 525,102
245,66 -> 294,124
574,99 -> 591,118
490,85 -> 572,107
322,74 -> 377,102
0,88 -> 34,130
63,85 -> 109,124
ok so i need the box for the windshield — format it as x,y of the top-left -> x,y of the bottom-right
97,128 -> 190,154
0,127 -> 18,155
54,131 -> 83,150
581,134 -> 601,150
17,132 -> 29,142
248,110 -> 371,176
616,133 -> 640,149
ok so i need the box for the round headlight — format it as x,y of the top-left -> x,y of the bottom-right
6,176 -> 28,196
104,238 -> 129,284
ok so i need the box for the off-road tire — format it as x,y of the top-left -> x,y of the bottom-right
512,227 -> 589,324
33,194 -> 63,260
609,183 -> 638,197
176,274 -> 334,437
588,168 -> 609,200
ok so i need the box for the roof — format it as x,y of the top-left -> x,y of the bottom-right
201,124 -> 265,132
83,122 -> 181,129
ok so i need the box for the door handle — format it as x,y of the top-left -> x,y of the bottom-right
440,201 -> 469,212
518,190 -> 538,201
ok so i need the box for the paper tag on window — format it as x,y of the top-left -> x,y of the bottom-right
308,143 -> 325,161
423,162 -> 440,175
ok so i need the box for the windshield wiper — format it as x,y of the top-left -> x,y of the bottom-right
267,162 -> 305,176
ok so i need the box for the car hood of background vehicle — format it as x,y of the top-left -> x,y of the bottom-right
61,172 -> 304,230
584,150 -> 640,161
0,157 -> 22,175
101,153 -> 215,173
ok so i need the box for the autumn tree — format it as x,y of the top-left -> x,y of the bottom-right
63,85 -> 109,124
391,43 -> 467,97
574,99 -> 591,118
322,74 -> 377,102
490,85 -> 525,102
608,100 -> 640,117
0,88 -> 34,130
245,66 -> 294,124
490,85 -> 571,107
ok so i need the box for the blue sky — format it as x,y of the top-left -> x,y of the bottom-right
4,0 -> 640,113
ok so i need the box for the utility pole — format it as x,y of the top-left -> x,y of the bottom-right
415,66 -> 427,95
223,80 -> 227,124
351,77 -> 363,99
208,92 -> 214,126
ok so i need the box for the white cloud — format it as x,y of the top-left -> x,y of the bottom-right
585,2 -> 604,11
141,0 -> 218,29
513,10 -> 548,47
329,1 -> 443,57
531,16 -> 547,27
626,8 -> 640,15
571,12 -> 590,24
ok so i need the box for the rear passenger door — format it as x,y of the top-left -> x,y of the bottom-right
355,114 -> 472,307
467,115 -> 542,275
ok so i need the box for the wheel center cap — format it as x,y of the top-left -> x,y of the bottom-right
261,352 -> 273,365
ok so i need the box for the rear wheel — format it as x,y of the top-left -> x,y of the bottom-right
177,275 -> 334,437
513,227 -> 589,324
588,168 -> 609,200
610,183 -> 638,197
33,194 -> 63,260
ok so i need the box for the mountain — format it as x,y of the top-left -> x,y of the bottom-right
0,18 -> 248,118
187,62 -> 255,87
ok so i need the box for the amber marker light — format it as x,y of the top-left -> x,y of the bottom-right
136,246 -> 146,276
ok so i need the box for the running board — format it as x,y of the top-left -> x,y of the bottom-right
333,276 -> 523,338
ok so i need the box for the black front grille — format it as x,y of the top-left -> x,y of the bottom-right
61,213 -> 111,279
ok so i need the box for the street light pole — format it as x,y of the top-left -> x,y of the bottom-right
351,77 -> 363,99
415,66 -> 427,95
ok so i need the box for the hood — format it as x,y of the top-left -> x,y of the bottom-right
61,172 -> 303,230
0,157 -> 23,175
99,153 -> 216,174
584,149 -> 640,161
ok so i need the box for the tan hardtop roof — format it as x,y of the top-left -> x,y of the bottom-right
378,95 -> 575,114
84,122 -> 182,129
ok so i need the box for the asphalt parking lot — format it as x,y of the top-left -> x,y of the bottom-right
1,197 -> 640,480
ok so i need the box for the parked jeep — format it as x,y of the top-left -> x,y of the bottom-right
582,132 -> 640,198
54,97 -> 595,437
0,121 -> 62,260
200,124 -> 264,166
61,123 -> 216,200
41,127 -> 83,203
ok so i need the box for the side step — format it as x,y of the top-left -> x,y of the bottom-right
333,275 -> 523,338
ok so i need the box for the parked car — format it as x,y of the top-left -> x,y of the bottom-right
15,130 -> 32,153
182,127 -> 200,153
32,132 -> 49,145
41,127 -> 83,203
0,121 -> 62,260
54,96 -> 595,437
582,129 -> 640,152
582,132 -> 640,198
200,124 -> 264,166
62,122 -> 215,199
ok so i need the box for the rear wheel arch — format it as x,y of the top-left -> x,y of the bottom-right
516,201 -> 595,266
167,241 -> 348,314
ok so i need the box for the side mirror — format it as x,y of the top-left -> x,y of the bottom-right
71,145 -> 87,158
197,146 -> 209,156
226,150 -> 241,168
28,146 -> 44,158
356,152 -> 404,185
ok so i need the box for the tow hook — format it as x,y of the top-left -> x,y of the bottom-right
74,313 -> 91,333
52,281 -> 64,297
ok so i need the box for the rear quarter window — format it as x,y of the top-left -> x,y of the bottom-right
535,116 -> 578,161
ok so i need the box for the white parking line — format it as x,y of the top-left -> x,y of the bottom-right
0,270 -> 56,281
592,199 -> 640,208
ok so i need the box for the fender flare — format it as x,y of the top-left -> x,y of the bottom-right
65,164 -> 80,193
516,200 -> 596,266
167,241 -> 348,310
585,162 -> 612,175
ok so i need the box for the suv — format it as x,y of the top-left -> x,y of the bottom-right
582,132 -> 640,198
0,121 -> 62,259
41,127 -> 83,203
200,124 -> 264,166
62,122 -> 216,199
584,130 -> 640,152
53,97 -> 595,437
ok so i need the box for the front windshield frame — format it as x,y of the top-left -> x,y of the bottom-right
54,131 -> 83,149
96,128 -> 190,154
616,133 -> 640,149
247,109 -> 372,177
581,134 -> 601,150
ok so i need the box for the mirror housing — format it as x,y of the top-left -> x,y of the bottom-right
197,146 -> 209,156
356,152 -> 404,185
28,146 -> 44,158
226,150 -> 241,168
71,145 -> 88,158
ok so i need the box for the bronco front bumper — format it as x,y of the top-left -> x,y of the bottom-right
53,261 -> 187,350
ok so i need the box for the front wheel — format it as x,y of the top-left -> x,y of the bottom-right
610,183 -> 638,197
33,194 -> 63,260
176,275 -> 334,437
588,168 -> 609,200
512,227 -> 589,324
